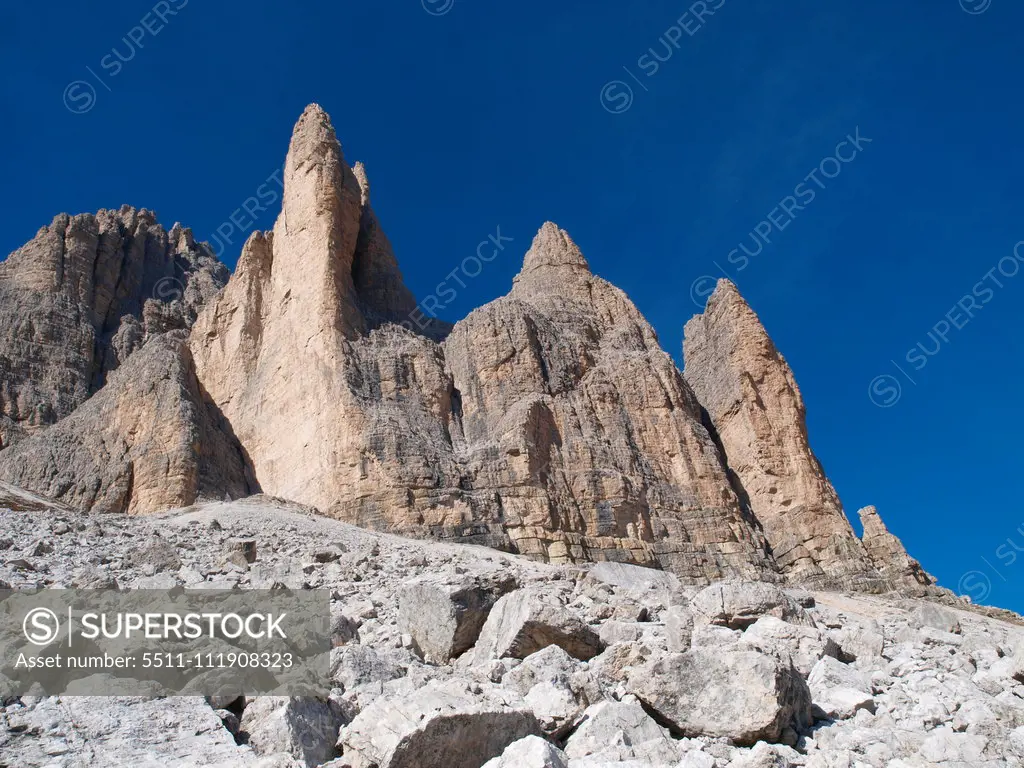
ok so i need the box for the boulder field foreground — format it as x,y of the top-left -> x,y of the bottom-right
0,498 -> 1022,767
0,104 -> 1021,766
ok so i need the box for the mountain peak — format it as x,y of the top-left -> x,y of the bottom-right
514,222 -> 591,289
286,103 -> 347,176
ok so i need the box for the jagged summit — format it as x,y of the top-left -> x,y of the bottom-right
683,279 -> 934,593
0,205 -> 227,449
514,222 -> 592,287
0,104 -> 938,599
287,102 -> 343,162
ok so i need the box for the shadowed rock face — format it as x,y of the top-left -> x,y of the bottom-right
0,206 -> 227,446
0,104 -> 936,593
0,333 -> 254,514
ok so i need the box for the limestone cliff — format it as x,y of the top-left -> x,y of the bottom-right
0,206 -> 227,447
189,105 -> 464,534
859,505 -> 935,592
682,279 -> 932,592
0,104 -> 935,595
0,333 -> 254,514
442,224 -> 777,580
188,105 -> 776,582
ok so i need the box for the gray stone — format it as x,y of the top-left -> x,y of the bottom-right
338,679 -> 541,768
472,588 -> 603,662
807,656 -> 875,720
240,696 -> 345,767
689,582 -> 809,630
329,645 -> 405,691
564,696 -> 677,762
502,645 -> 586,737
664,605 -> 694,652
398,572 -> 516,663
626,648 -> 812,745
913,603 -> 962,634
481,735 -> 568,768
587,561 -> 681,593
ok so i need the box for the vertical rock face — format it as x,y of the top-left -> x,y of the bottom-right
190,105 -> 777,581
0,206 -> 227,446
683,280 -> 884,589
442,226 -> 777,581
190,105 -> 463,523
858,506 -> 935,592
0,103 -> 935,595
0,333 -> 254,514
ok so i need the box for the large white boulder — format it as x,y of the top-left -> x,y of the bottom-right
471,588 -> 603,662
689,582 -> 809,630
626,648 -> 812,745
563,696 -> 679,764
481,735 -> 568,768
337,679 -> 541,768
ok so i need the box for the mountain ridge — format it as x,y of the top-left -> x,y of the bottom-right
0,104 -> 938,598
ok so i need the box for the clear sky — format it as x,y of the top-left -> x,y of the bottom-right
2,0 -> 1022,611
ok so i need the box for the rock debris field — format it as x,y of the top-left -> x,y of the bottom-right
1,492 -> 1022,768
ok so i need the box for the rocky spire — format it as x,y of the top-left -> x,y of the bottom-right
189,104 -> 460,516
683,279 -> 884,589
273,103 -> 365,338
444,233 -> 778,581
513,222 -> 592,293
859,505 -> 936,592
349,161 -> 423,331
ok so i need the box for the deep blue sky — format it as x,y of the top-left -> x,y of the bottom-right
2,0 -> 1022,610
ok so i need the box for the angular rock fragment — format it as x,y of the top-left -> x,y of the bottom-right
741,616 -> 842,677
240,696 -> 346,767
481,735 -> 569,768
337,679 -> 541,768
912,603 -> 962,634
471,588 -> 603,662
329,645 -> 405,691
806,656 -> 875,720
225,538 -> 258,566
828,620 -> 884,663
502,645 -> 588,737
729,742 -> 802,768
586,561 -> 681,593
689,582 -> 809,630
626,648 -> 812,745
664,605 -> 695,652
564,696 -> 679,763
398,571 -> 517,663
0,695 -> 254,767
